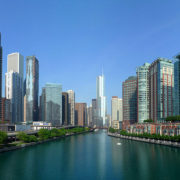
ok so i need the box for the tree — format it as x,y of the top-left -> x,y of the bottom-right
0,131 -> 7,144
38,129 -> 51,140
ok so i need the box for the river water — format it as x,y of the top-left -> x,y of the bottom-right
0,130 -> 180,180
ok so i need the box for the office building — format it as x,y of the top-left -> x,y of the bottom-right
75,103 -> 87,126
174,54 -> 180,116
41,83 -> 62,125
87,105 -> 92,127
26,56 -> 39,122
92,99 -> 98,127
62,92 -> 69,125
149,58 -> 174,122
5,53 -> 24,123
122,76 -> 137,129
0,33 -> 2,121
67,90 -> 75,125
96,74 -> 106,126
136,63 -> 150,123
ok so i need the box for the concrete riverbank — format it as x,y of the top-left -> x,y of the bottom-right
108,132 -> 180,148
0,130 -> 94,153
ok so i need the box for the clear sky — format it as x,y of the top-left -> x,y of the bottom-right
1,0 -> 180,113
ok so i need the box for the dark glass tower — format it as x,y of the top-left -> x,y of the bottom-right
0,33 -> 2,121
26,56 -> 39,122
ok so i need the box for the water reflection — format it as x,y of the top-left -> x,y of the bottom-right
0,131 -> 180,180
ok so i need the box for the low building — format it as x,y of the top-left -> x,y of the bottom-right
112,120 -> 119,129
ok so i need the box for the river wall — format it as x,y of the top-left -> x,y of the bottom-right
108,132 -> 180,148
0,130 -> 94,153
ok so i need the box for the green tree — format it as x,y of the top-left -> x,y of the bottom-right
0,131 -> 8,144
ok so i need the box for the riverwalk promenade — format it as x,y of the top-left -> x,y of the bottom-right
108,132 -> 180,148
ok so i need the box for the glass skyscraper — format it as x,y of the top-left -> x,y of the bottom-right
41,83 -> 62,125
122,76 -> 137,129
149,58 -> 174,122
26,56 -> 39,122
136,63 -> 150,123
0,33 -> 2,121
174,54 -> 180,116
96,74 -> 106,126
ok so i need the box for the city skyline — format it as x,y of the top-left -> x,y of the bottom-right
1,0 -> 180,113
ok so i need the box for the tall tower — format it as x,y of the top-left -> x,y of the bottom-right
96,73 -> 106,126
5,53 -> 24,123
0,33 -> 2,121
136,63 -> 150,123
67,90 -> 75,125
26,56 -> 39,122
149,58 -> 174,122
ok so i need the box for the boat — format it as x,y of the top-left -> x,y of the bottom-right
117,143 -> 122,145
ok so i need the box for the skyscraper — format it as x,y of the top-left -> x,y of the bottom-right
174,54 -> 180,116
111,96 -> 123,129
136,63 -> 150,123
41,83 -> 62,125
149,58 -> 174,122
0,33 -> 2,121
122,76 -> 137,129
67,90 -> 75,125
5,53 -> 24,123
96,74 -> 106,126
92,99 -> 98,127
26,56 -> 39,122
62,92 -> 69,125
75,103 -> 87,126
87,105 -> 92,127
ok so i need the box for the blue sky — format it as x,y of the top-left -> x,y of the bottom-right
1,0 -> 180,113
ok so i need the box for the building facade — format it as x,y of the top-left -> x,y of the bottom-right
87,105 -> 92,127
62,92 -> 69,125
122,76 -> 137,129
26,56 -> 39,122
1,98 -> 11,123
41,83 -> 62,125
136,63 -> 150,123
0,33 -> 2,122
149,58 -> 174,122
174,54 -> 180,116
5,53 -> 24,123
92,99 -> 98,127
75,103 -> 87,126
67,90 -> 75,125
96,74 -> 106,126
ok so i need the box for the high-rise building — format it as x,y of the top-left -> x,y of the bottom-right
62,92 -> 69,125
5,53 -> 24,123
75,103 -> 87,126
96,74 -> 106,126
111,96 -> 123,128
26,56 -> 39,122
0,33 -> 2,122
174,54 -> 180,116
149,58 -> 174,122
111,97 -> 123,121
122,76 -> 137,129
1,98 -> 11,123
92,99 -> 98,127
67,90 -> 75,125
41,83 -> 62,125
136,63 -> 150,123
87,105 -> 92,127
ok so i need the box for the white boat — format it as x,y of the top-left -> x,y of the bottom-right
94,129 -> 99,132
117,143 -> 122,145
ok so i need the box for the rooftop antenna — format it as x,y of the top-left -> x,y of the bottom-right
102,65 -> 104,76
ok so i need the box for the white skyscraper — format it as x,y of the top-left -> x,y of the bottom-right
5,53 -> 24,123
96,74 -> 106,126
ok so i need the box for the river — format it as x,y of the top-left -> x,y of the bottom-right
0,130 -> 180,180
